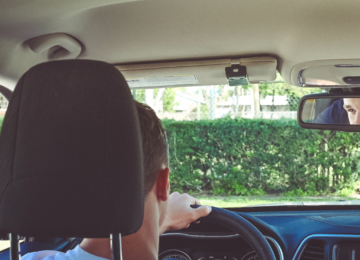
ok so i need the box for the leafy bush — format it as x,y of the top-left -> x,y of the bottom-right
284,188 -> 307,197
163,118 -> 360,195
336,187 -> 355,197
1,114 -> 358,196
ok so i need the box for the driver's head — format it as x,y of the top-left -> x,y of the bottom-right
343,98 -> 360,125
134,100 -> 169,198
134,100 -> 170,228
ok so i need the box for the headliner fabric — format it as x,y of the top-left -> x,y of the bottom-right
0,60 -> 144,237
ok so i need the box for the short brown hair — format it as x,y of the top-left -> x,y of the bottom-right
134,100 -> 169,196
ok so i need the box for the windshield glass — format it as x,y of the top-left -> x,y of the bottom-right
0,93 -> 6,137
1,79 -> 359,209
132,75 -> 360,208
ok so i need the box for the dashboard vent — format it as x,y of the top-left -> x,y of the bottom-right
300,239 -> 325,260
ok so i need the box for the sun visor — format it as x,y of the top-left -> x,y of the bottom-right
115,56 -> 277,89
291,60 -> 360,87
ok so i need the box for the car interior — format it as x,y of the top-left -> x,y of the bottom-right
1,1 -> 360,260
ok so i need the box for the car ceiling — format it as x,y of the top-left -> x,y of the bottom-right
1,0 -> 360,89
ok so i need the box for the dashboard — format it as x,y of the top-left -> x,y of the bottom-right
159,206 -> 360,260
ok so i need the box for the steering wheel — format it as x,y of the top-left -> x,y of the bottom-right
193,206 -> 276,260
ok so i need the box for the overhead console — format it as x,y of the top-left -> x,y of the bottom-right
291,60 -> 360,87
115,56 -> 277,89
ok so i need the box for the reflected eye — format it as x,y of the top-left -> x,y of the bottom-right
347,108 -> 356,113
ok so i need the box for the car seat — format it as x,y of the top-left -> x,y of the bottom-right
0,60 -> 144,260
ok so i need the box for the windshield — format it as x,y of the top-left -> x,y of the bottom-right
1,80 -> 359,209
132,75 -> 360,208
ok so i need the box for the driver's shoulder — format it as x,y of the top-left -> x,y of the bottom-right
22,246 -> 81,260
22,245 -> 110,260
22,250 -> 64,260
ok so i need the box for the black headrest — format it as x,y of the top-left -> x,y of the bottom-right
0,60 -> 144,238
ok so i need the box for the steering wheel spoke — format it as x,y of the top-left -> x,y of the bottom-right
198,207 -> 276,260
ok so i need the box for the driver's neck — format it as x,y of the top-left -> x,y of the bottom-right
80,196 -> 160,260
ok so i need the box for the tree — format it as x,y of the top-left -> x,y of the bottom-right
133,88 -> 177,113
258,74 -> 322,99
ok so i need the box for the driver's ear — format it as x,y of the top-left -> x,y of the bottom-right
156,167 -> 170,202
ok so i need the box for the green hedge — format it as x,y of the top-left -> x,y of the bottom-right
163,118 -> 360,195
1,116 -> 359,195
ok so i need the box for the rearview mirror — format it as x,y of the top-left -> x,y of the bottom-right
298,93 -> 360,131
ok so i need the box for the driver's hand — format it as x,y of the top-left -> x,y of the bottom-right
160,192 -> 212,234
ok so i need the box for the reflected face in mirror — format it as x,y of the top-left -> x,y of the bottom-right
303,98 -> 349,125
301,97 -> 360,126
343,98 -> 360,125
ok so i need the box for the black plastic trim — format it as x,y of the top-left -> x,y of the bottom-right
292,234 -> 360,260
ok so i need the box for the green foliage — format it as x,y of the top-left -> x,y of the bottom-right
257,74 -> 321,99
258,82 -> 289,98
163,118 -> 360,195
1,110 -> 357,196
0,116 -> 3,133
336,187 -> 355,197
133,89 -> 145,103
256,73 -> 321,111
283,187 -> 324,197
133,88 -> 177,112
284,188 -> 307,197
162,88 -> 177,112
286,91 -> 301,111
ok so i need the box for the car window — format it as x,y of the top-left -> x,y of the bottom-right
0,93 -> 7,121
0,241 -> 10,251
0,240 -> 24,252
0,93 -> 6,135
133,75 -> 360,208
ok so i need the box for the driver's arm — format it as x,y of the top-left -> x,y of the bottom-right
159,192 -> 212,234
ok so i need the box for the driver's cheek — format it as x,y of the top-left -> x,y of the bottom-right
354,112 -> 360,125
